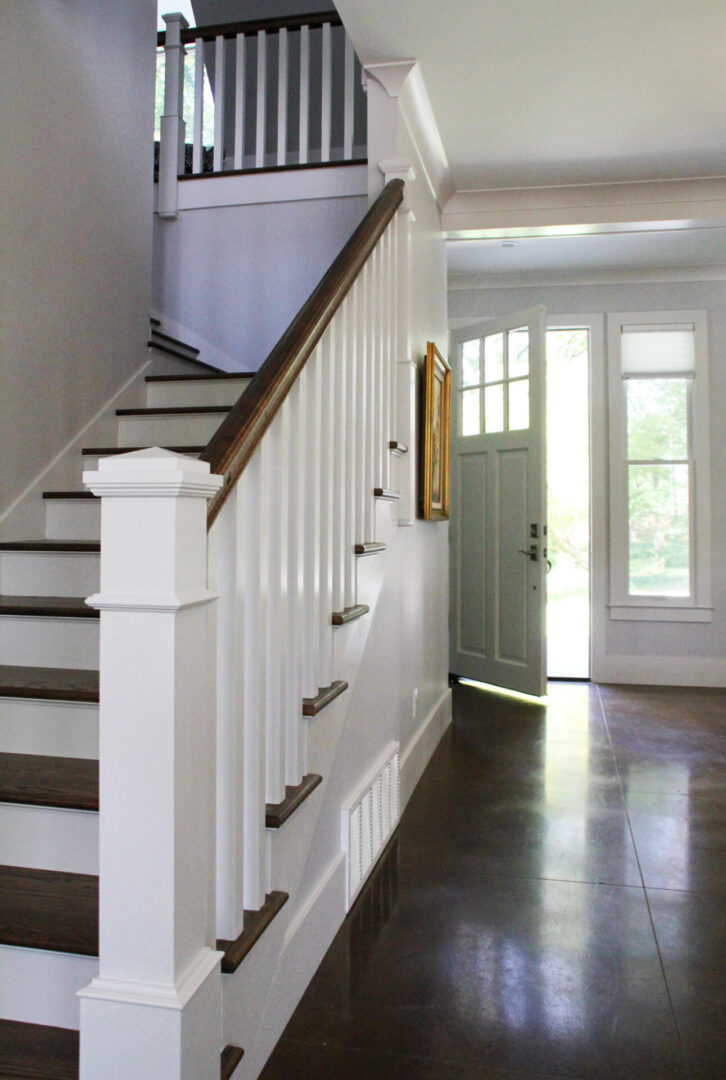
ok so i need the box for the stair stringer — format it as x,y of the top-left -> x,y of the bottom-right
0,360 -> 151,543
221,500 -> 452,1079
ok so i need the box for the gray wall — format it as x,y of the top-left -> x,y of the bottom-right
450,278 -> 726,682
1,0 -> 157,526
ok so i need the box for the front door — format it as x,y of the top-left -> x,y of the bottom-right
449,306 -> 547,697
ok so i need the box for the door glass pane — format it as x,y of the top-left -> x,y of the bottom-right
461,388 -> 481,436
484,334 -> 504,383
461,339 -> 481,388
628,463 -> 689,595
627,378 -> 688,460
485,384 -> 504,432
508,378 -> 529,430
509,328 -> 529,378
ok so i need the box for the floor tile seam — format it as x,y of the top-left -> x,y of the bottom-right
595,682 -> 688,1065
396,864 -> 645,889
277,1034 -> 587,1079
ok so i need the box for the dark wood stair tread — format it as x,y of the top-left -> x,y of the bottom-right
302,680 -> 348,717
0,1019 -> 79,1079
0,753 -> 98,811
373,488 -> 400,500
265,774 -> 322,828
331,604 -> 369,626
217,891 -> 288,973
221,1045 -> 244,1079
0,666 -> 98,703
145,373 -> 255,382
388,440 -> 408,454
115,405 -> 232,416
0,866 -> 98,956
354,542 -> 386,557
0,541 -> 99,553
0,596 -> 97,619
148,329 -> 200,357
42,491 -> 96,500
82,445 -> 204,457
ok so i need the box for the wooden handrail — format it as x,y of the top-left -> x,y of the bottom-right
202,179 -> 405,527
157,11 -> 341,48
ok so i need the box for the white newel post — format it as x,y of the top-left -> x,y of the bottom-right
78,449 -> 224,1080
158,12 -> 188,220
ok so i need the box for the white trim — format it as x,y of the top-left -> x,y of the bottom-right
281,851 -> 345,951
609,604 -> 712,622
399,687 -> 452,811
85,588 -> 218,613
78,947 -> 222,1011
0,359 -> 150,530
365,61 -> 453,209
441,176 -> 726,236
448,265 -> 726,291
593,655 -> 726,687
174,164 -> 368,212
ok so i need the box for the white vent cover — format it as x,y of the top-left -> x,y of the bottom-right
341,742 -> 400,910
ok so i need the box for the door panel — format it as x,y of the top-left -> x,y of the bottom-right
450,307 -> 547,696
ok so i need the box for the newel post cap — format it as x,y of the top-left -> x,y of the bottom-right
83,447 -> 223,500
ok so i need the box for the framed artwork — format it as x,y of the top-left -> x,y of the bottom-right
422,342 -> 451,520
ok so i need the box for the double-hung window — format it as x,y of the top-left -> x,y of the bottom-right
607,311 -> 711,621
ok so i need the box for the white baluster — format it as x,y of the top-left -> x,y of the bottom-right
213,34 -> 226,172
277,27 -> 288,166
211,496 -> 245,942
381,224 -> 392,491
332,300 -> 348,616
240,448 -> 267,910
321,21 -> 332,162
284,377 -> 305,785
158,12 -> 188,219
256,29 -> 267,169
262,414 -> 286,805
363,259 -> 375,543
298,25 -> 309,165
301,351 -> 322,697
193,38 -> 204,174
317,326 -> 334,690
344,33 -> 355,160
343,283 -> 358,609
234,33 -> 246,170
372,244 -> 383,501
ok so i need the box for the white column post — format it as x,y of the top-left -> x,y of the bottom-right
158,13 -> 189,220
78,449 -> 223,1080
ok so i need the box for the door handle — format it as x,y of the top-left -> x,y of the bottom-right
517,545 -> 539,562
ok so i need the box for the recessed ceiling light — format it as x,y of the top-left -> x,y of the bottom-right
499,241 -> 517,248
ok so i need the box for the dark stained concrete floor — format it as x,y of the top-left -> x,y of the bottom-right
259,680 -> 726,1079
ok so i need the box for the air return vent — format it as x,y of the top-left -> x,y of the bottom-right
342,742 -> 399,910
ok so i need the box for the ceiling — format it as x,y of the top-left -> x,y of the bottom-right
335,0 -> 726,192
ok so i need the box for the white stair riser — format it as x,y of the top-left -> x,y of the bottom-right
0,946 -> 96,1028
45,500 -> 100,542
117,412 -> 227,446
81,451 -> 202,475
146,378 -> 252,408
0,552 -> 100,597
0,803 -> 98,875
0,617 -> 98,668
0,699 -> 98,758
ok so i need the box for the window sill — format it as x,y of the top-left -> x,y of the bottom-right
609,604 -> 712,623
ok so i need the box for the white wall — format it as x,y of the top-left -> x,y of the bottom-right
449,277 -> 726,685
152,182 -> 368,370
0,0 -> 157,526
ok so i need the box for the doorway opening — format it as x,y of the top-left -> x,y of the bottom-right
546,327 -> 590,679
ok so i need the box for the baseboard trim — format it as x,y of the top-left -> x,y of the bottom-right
592,655 -> 726,687
399,686 -> 452,811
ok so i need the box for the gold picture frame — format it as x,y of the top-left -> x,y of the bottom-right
422,342 -> 451,520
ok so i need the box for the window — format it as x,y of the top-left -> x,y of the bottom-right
607,311 -> 711,621
460,327 -> 530,435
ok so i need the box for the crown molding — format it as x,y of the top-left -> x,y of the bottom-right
441,176 -> 726,236
447,265 -> 726,291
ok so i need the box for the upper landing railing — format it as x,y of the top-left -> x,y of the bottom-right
156,9 -> 367,217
